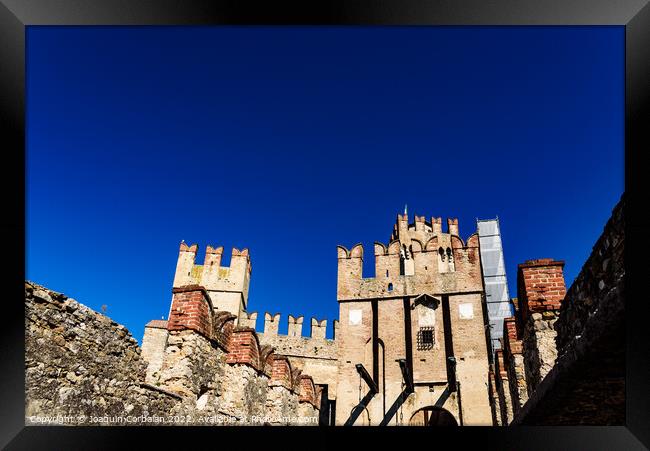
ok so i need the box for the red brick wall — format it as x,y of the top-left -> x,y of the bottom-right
495,350 -> 507,380
517,259 -> 567,325
226,327 -> 261,370
299,375 -> 318,407
503,316 -> 523,355
270,356 -> 292,390
167,285 -> 212,339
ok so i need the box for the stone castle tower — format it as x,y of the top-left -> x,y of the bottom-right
142,211 -> 493,425
172,243 -> 251,321
335,214 -> 492,425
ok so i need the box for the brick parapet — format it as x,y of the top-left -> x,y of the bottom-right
298,375 -> 320,409
145,319 -> 169,329
167,285 -> 213,340
495,350 -> 508,379
269,356 -> 294,392
226,327 -> 263,372
517,259 -> 566,326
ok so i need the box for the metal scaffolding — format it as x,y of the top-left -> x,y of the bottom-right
477,217 -> 513,355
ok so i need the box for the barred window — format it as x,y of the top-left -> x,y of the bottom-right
417,327 -> 435,350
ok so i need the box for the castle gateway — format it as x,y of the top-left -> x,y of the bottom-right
142,212 -> 493,425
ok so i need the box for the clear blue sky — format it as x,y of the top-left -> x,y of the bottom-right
26,26 -> 623,343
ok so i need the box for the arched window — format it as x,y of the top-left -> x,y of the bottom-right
388,283 -> 393,292
438,247 -> 447,273
446,247 -> 455,272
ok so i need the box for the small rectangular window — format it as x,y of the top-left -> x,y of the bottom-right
417,327 -> 435,350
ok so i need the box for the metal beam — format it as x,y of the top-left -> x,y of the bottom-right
447,356 -> 457,392
397,358 -> 414,394
355,364 -> 378,394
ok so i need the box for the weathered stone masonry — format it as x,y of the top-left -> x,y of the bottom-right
502,314 -> 527,416
513,197 -> 625,425
25,282 -> 321,425
149,285 -> 322,424
25,281 -> 179,425
490,196 -> 624,425
517,259 -> 567,395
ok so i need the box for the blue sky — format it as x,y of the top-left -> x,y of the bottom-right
26,26 -> 623,342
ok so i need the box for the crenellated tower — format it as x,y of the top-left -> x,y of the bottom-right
335,212 -> 492,426
172,242 -> 251,321
338,214 -> 481,302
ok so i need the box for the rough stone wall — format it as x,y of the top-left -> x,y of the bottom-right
507,352 -> 527,418
217,364 -> 270,424
517,259 -> 567,394
25,282 -> 179,425
26,281 -> 319,426
266,386 -> 300,424
522,310 -> 560,395
554,200 -> 624,356
141,321 -> 169,383
256,314 -> 339,400
494,350 -> 513,425
512,197 -> 625,425
502,316 -> 527,417
157,330 -> 227,400
154,321 -> 319,425
152,327 -> 319,425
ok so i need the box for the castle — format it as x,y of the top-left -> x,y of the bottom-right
141,213 -> 494,425
25,199 -> 623,426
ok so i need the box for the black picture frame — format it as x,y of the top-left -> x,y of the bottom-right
2,1 -> 648,449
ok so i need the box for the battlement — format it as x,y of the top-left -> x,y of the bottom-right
174,242 -> 251,283
390,212 -> 461,242
173,241 -> 252,313
241,311 -> 336,340
338,213 -> 483,301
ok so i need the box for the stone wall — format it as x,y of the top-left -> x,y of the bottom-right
502,316 -> 527,417
141,320 -> 169,383
151,286 -> 321,425
512,197 -> 625,425
491,197 -> 625,425
517,259 -> 567,394
25,281 -> 179,425
26,282 -> 320,426
554,200 -> 624,356
256,313 -> 339,400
